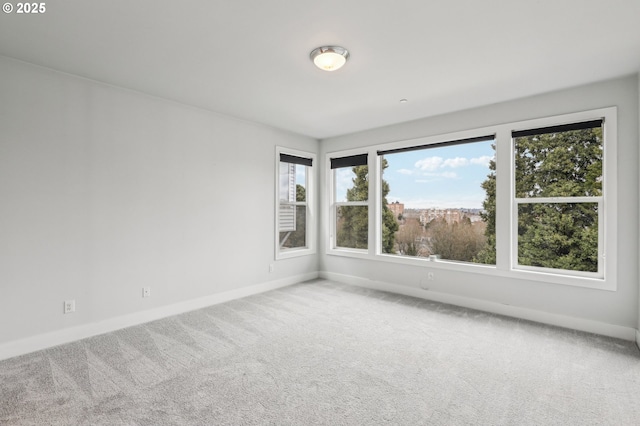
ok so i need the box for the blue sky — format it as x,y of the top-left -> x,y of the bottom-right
279,163 -> 307,201
383,140 -> 495,209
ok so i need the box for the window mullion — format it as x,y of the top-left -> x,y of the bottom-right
598,199 -> 604,275
370,150 -> 379,256
495,127 -> 512,272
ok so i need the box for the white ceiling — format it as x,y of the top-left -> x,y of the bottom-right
1,0 -> 639,139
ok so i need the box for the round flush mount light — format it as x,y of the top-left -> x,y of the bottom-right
310,46 -> 350,71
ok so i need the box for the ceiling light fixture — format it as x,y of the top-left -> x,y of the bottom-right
310,46 -> 349,72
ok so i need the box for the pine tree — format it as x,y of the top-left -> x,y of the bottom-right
380,160 -> 399,253
475,147 -> 496,264
514,128 -> 601,272
336,160 -> 398,251
477,128 -> 602,271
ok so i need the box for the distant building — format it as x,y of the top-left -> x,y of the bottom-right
388,201 -> 404,219
420,208 -> 463,225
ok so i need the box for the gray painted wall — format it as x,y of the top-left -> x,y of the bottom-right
0,55 -> 637,349
320,75 -> 639,330
0,57 -> 318,345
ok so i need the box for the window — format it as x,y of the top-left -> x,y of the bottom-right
512,120 -> 604,277
325,107 -> 617,289
378,135 -> 496,264
331,154 -> 369,250
276,148 -> 315,259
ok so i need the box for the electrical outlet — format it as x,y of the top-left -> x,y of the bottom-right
269,264 -> 274,273
64,300 -> 75,314
142,287 -> 151,298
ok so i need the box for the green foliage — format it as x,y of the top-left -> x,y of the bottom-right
514,128 -> 602,198
336,161 -> 398,251
517,202 -> 598,272
381,160 -> 399,253
336,205 -> 368,248
296,184 -> 306,202
515,128 -> 601,272
478,128 -> 602,271
381,209 -> 398,254
475,150 -> 496,264
346,166 -> 369,202
337,166 -> 369,249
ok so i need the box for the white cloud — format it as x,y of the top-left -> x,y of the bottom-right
416,155 -> 489,171
470,155 -> 493,167
441,171 -> 458,179
397,168 -> 413,175
415,156 -> 443,171
442,157 -> 469,168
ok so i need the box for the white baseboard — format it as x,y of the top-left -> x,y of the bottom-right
0,272 -> 318,361
320,271 -> 637,342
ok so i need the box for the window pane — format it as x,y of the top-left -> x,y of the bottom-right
280,163 -> 306,202
335,166 -> 368,202
294,164 -> 306,202
380,140 -> 496,264
279,205 -> 306,249
336,205 -> 368,249
279,203 -> 296,232
514,126 -> 603,198
517,203 -> 598,272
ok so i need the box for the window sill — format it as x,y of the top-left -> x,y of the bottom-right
327,248 -> 370,260
276,247 -> 316,260
327,250 -> 615,291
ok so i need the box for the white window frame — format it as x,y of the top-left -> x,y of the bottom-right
327,150 -> 371,256
275,146 -> 316,260
509,108 -> 616,286
376,134 -> 496,263
325,107 -> 617,291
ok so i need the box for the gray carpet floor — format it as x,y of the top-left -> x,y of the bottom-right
1,279 -> 639,425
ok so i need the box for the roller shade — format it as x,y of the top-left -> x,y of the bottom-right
512,119 -> 603,138
330,154 -> 368,169
377,135 -> 495,156
280,153 -> 312,167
